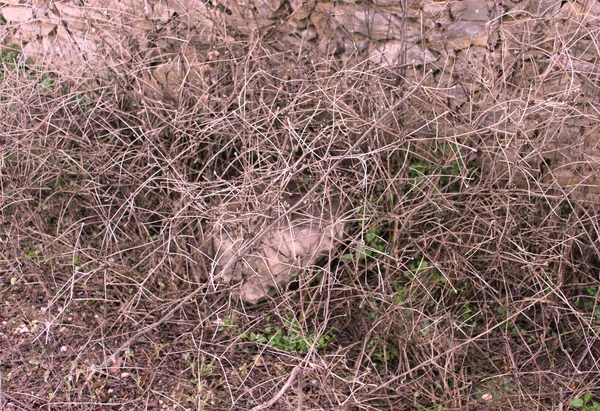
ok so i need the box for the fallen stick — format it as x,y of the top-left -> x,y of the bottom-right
249,366 -> 303,411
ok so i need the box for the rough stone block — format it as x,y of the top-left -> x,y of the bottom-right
1,5 -> 33,22
208,198 -> 347,304
369,41 -> 438,67
429,21 -> 487,50
312,2 -> 405,41
451,2 -> 495,22
19,22 -> 57,37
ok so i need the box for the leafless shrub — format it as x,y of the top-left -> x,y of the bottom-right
1,5 -> 600,410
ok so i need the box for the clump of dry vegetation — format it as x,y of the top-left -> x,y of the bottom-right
2,14 -> 600,411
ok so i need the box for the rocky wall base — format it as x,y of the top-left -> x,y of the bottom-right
1,0 -> 600,201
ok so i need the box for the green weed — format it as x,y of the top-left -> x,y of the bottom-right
241,316 -> 332,353
217,317 -> 233,332
0,48 -> 56,93
367,335 -> 397,363
404,143 -> 478,195
408,255 -> 430,277
571,393 -> 600,410
560,200 -> 573,215
343,220 -> 386,263
0,49 -> 15,66
391,255 -> 435,307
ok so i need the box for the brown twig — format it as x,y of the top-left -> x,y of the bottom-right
249,366 -> 303,411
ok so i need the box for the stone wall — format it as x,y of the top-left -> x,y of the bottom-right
1,0 -> 600,201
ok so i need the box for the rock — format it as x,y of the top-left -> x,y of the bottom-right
208,197 -> 347,304
406,44 -> 438,66
1,5 -> 33,23
576,0 -> 600,14
223,0 -> 284,22
312,2 -> 405,41
525,0 -> 563,16
289,0 -> 315,21
371,0 -> 404,5
369,41 -> 438,67
421,2 -> 453,27
342,33 -> 369,57
450,2 -> 495,22
254,0 -> 285,19
429,21 -> 487,51
19,22 -> 57,37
